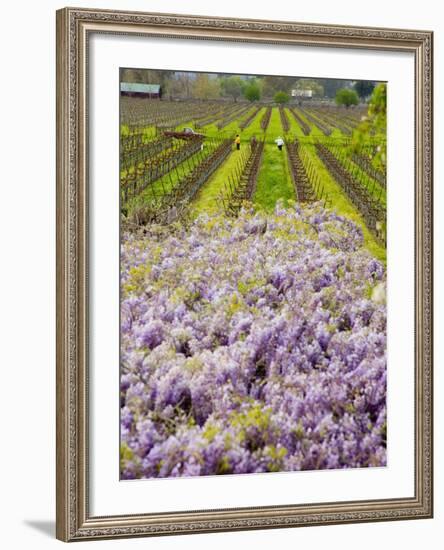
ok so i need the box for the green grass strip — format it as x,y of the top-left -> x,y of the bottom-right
253,110 -> 295,211
254,143 -> 295,211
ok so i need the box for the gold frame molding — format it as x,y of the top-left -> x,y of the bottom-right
56,7 -> 433,542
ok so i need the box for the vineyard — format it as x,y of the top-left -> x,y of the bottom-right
120,88 -> 387,479
120,98 -> 386,257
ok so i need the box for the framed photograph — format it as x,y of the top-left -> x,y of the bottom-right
56,7 -> 433,542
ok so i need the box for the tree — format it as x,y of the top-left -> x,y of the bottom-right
367,83 -> 387,130
261,75 -> 294,98
335,88 -> 359,108
351,83 -> 387,170
354,80 -> 376,99
243,80 -> 261,102
315,78 -> 348,98
262,76 -> 280,98
274,91 -> 290,104
220,76 -> 244,102
166,72 -> 195,99
120,68 -> 142,83
120,68 -> 174,88
292,79 -> 324,97
192,74 -> 221,100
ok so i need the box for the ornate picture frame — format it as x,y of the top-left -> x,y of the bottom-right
56,7 -> 433,542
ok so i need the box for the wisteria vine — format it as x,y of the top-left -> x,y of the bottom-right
120,202 -> 386,479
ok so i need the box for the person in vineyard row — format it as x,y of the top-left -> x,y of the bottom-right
275,136 -> 284,151
234,134 -> 241,150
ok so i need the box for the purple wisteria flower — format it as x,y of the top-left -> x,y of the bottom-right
120,202 -> 387,479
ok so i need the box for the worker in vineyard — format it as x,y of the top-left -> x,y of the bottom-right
275,136 -> 284,151
235,134 -> 241,150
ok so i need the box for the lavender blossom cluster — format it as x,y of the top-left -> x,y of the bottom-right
120,202 -> 386,479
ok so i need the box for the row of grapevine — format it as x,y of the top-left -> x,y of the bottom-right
125,139 -> 232,226
120,136 -> 204,202
288,107 -> 311,136
120,133 -> 173,171
350,151 -> 386,188
315,142 -> 386,244
279,106 -> 290,132
239,106 -> 262,130
219,140 -> 265,215
298,107 -> 332,136
121,97 -> 226,130
260,107 -> 272,131
287,140 -> 329,206
324,143 -> 386,204
310,107 -> 353,136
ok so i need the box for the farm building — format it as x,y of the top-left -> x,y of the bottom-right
120,83 -> 161,98
291,89 -> 313,99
